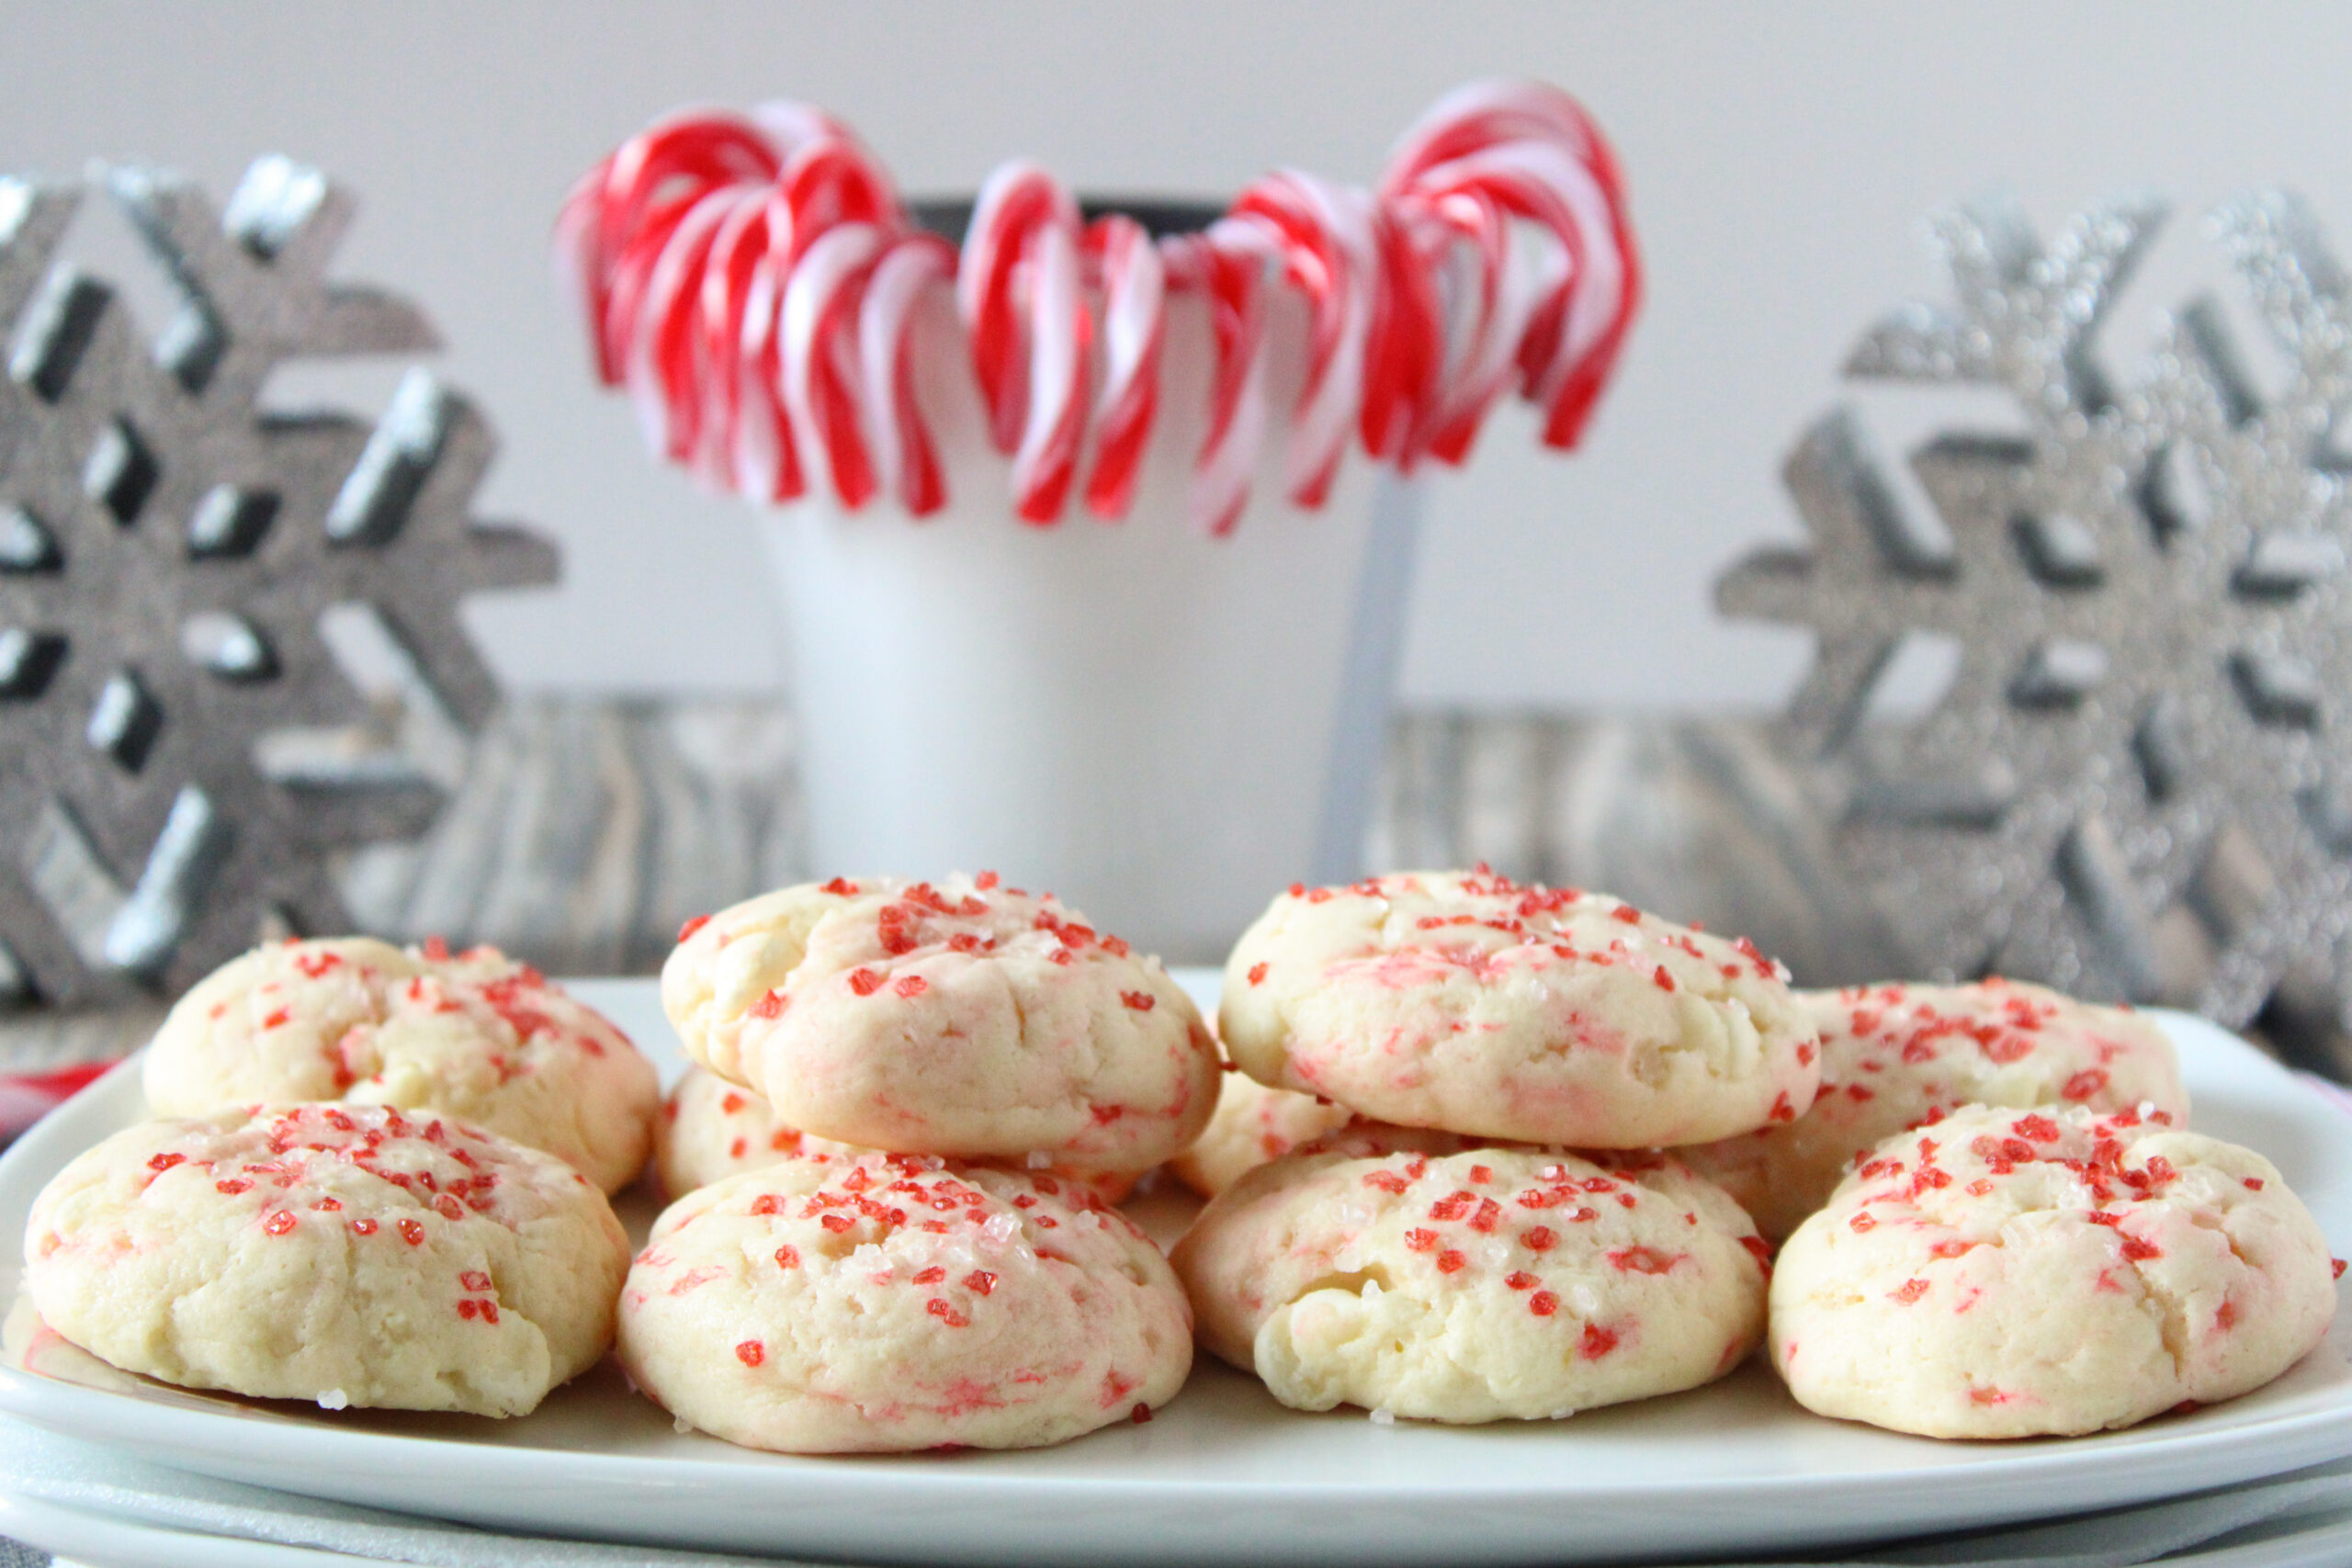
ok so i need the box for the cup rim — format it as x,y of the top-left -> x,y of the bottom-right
907,197 -> 1226,243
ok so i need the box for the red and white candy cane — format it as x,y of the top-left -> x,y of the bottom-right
1163,227 -> 1270,536
695,190 -> 800,500
625,183 -> 748,469
859,231 -> 956,516
1379,79 -> 1639,456
781,220 -> 886,509
1080,214 -> 1165,521
960,162 -> 1089,525
1222,171 -> 1375,508
560,107 -> 790,385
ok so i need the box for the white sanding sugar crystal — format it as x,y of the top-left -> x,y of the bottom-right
315,1389 -> 348,1410
1369,1407 -> 1396,1426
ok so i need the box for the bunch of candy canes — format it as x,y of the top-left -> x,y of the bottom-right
560,80 -> 1637,536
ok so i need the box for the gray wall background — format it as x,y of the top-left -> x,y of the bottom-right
5,2 -> 2348,711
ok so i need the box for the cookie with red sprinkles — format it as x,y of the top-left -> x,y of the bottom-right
654,1065 -> 1136,1203
143,937 -> 660,1192
1219,870 -> 1819,1146
617,1152 -> 1190,1451
1680,979 -> 2187,1240
23,1103 -> 628,1416
1169,1069 -> 1354,1200
662,875 -> 1217,1168
1172,1144 -> 1768,1422
1770,1103 -> 2336,1438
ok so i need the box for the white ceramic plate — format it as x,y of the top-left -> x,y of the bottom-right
4,976 -> 2352,1568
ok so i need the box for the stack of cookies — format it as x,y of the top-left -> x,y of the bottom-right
1175,870 -> 1812,1423
1179,871 -> 2341,1438
621,874 -> 1215,1452
22,938 -> 655,1416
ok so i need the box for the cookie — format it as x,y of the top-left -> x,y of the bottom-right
1681,980 -> 2188,1239
1172,1143 -> 1769,1423
654,1066 -> 1136,1203
662,875 -> 1217,1168
1220,871 -> 1819,1147
1770,1103 -> 2337,1438
655,1065 -> 866,1196
24,1103 -> 629,1416
1169,1070 -> 1352,1199
143,938 -> 660,1193
617,1152 -> 1192,1451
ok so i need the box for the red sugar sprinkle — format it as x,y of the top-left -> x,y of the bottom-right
1768,1091 -> 1796,1123
2013,1113 -> 2061,1143
480,1301 -> 499,1325
422,936 -> 451,961
1523,1226 -> 1558,1252
215,1179 -> 250,1195
975,871 -> 999,890
2120,1236 -> 2164,1262
461,1270 -> 492,1292
1102,936 -> 1129,957
1652,965 -> 1675,992
351,1218 -> 378,1235
677,915 -> 711,942
1611,906 -> 1640,924
1467,1165 -> 1493,1185
1608,1247 -> 1674,1275
263,1210 -> 296,1235
1287,883 -> 1306,898
1404,1228 -> 1439,1252
147,1152 -> 185,1172
927,1299 -> 970,1327
894,975 -> 929,998
1890,1279 -> 1929,1304
2245,1177 -> 2267,1191
1849,1213 -> 1876,1233
1121,991 -> 1155,1011
2336,1259 -> 2347,1280
964,1269 -> 997,1296
736,1340 -> 765,1367
1579,1322 -> 1615,1356
1131,1402 -> 1152,1424
435,1195 -> 465,1222
1435,1249 -> 1467,1274
1363,1170 -> 1410,1194
913,1266 -> 947,1284
262,1008 -> 291,1030
847,968 -> 883,997
749,991 -> 786,1020
1467,1198 -> 1502,1234
1248,963 -> 1269,987
820,1213 -> 854,1233
2063,1069 -> 2109,1101
1429,1191 -> 1474,1221
458,1299 -> 478,1320
820,877 -> 859,896
399,1219 -> 424,1247
1506,1270 -> 1539,1291
311,1198 -> 341,1212
775,1246 -> 800,1269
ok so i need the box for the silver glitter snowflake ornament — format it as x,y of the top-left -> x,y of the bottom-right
1721,187 -> 2352,1033
0,159 -> 556,1007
